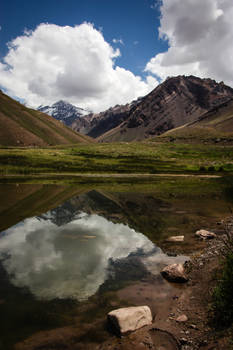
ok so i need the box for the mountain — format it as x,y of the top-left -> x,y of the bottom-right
72,76 -> 233,142
158,98 -> 233,142
72,97 -> 142,138
0,91 -> 93,146
38,100 -> 90,126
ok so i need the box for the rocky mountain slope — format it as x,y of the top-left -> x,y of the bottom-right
72,76 -> 233,142
158,98 -> 233,142
72,98 -> 142,138
0,91 -> 93,146
38,100 -> 90,126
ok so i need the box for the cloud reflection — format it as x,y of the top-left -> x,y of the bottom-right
0,213 -> 153,300
0,212 -> 187,301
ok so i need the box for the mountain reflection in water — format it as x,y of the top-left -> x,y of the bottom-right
0,208 -> 186,301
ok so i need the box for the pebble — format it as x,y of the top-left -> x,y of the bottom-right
176,314 -> 188,322
180,337 -> 188,344
189,324 -> 197,329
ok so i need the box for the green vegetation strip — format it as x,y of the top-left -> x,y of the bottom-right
0,142 -> 233,176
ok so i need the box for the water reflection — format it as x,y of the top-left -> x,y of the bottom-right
0,208 -> 186,301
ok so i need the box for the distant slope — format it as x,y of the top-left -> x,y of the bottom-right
158,99 -> 233,142
72,98 -> 142,138
96,76 -> 233,142
0,91 -> 93,146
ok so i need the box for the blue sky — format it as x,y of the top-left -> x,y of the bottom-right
0,0 -> 167,77
1,0 -> 233,112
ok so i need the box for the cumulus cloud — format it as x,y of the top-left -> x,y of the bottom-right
0,23 -> 157,112
146,0 -> 233,87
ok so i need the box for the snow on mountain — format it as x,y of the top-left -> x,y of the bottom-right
38,100 -> 91,126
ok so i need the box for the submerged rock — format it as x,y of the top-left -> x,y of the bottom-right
195,229 -> 216,239
161,263 -> 188,283
107,306 -> 152,334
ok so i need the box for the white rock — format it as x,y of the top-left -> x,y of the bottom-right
195,229 -> 216,239
166,235 -> 184,242
161,263 -> 188,283
108,306 -> 152,334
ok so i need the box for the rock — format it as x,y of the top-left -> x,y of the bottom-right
195,229 -> 216,239
166,235 -> 184,242
189,324 -> 197,329
107,306 -> 152,334
176,314 -> 188,322
180,337 -> 188,345
161,263 -> 188,283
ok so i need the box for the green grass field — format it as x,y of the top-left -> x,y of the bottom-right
0,141 -> 233,177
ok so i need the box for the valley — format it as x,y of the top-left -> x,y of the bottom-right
0,75 -> 233,350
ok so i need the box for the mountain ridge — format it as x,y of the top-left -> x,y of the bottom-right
97,75 -> 233,142
70,75 -> 233,142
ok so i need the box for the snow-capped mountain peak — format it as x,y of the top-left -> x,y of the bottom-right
38,100 -> 91,126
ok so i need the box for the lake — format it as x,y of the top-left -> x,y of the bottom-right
0,176 -> 232,349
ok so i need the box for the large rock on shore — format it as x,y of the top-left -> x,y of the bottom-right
161,263 -> 188,283
195,229 -> 216,239
107,306 -> 152,334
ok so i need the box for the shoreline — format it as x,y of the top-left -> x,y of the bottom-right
98,221 -> 232,350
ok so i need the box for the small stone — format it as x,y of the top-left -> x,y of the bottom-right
189,324 -> 197,329
180,338 -> 188,345
176,314 -> 188,322
166,235 -> 184,242
195,229 -> 216,239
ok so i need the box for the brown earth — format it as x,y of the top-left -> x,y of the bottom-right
0,90 -> 93,146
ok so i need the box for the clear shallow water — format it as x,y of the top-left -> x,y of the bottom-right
0,205 -> 186,302
0,179 -> 232,349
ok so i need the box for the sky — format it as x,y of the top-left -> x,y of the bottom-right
0,0 -> 233,112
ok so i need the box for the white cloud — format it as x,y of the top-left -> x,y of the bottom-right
112,38 -> 124,45
146,0 -> 233,87
0,23 -> 156,112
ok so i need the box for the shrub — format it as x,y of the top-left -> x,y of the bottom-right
212,252 -> 233,327
211,218 -> 233,328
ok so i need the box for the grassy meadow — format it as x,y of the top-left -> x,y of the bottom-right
0,141 -> 233,178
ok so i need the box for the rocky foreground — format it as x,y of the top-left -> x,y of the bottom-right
99,221 -> 233,350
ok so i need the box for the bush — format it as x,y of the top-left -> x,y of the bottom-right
212,252 -> 233,327
211,218 -> 233,328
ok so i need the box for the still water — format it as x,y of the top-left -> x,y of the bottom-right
0,178 -> 232,349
